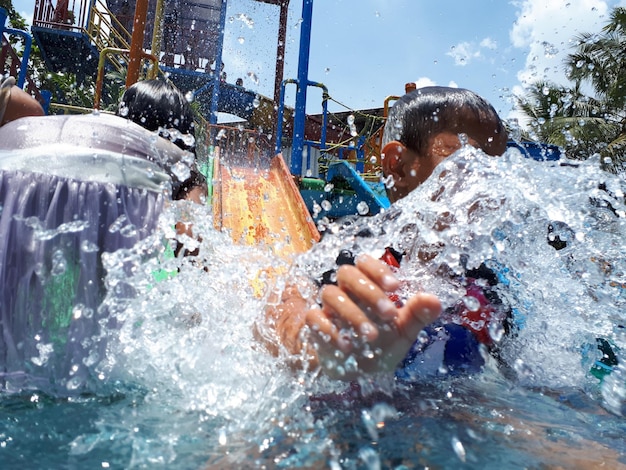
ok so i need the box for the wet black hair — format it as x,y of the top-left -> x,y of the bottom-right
118,79 -> 206,200
382,86 -> 507,157
118,79 -> 196,153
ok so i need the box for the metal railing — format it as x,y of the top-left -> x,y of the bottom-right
208,123 -> 274,165
0,40 -> 45,104
33,0 -> 132,74
86,0 -> 132,73
1,7 -> 48,109
33,0 -> 90,32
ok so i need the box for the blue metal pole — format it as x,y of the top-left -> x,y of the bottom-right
13,31 -> 32,88
0,8 -> 7,35
209,0 -> 229,126
1,7 -> 33,88
290,0 -> 314,175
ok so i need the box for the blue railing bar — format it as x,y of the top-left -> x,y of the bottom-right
0,7 -> 33,88
209,0 -> 228,126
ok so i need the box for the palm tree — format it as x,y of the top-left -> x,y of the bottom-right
517,7 -> 626,173
516,81 -> 623,164
567,7 -> 626,111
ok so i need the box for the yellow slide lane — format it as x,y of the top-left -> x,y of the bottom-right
212,150 -> 320,260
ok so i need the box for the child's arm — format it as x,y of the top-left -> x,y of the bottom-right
265,254 -> 441,380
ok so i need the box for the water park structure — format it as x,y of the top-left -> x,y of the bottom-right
4,3 -> 626,469
1,0 -> 400,256
1,0 -> 563,256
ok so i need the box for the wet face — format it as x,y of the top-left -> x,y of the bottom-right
382,125 -> 508,203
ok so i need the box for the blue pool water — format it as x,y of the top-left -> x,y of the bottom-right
1,145 -> 625,468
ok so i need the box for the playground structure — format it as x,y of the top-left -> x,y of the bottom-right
1,1 -> 560,257
1,0 -> 392,257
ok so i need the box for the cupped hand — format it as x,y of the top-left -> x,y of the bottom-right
305,254 -> 441,380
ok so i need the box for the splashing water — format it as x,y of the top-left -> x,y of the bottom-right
292,146 -> 625,389
1,146 -> 626,467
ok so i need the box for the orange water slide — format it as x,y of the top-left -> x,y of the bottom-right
212,149 -> 320,259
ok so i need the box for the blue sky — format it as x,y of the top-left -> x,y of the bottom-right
10,0 -> 626,122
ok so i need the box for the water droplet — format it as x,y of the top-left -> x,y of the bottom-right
488,321 -> 505,342
51,249 -> 67,276
451,436 -> 466,462
462,295 -> 481,312
66,376 -> 83,391
253,96 -> 260,108
172,161 -> 192,182
417,330 -> 430,344
73,304 -> 85,319
383,174 -> 395,189
237,36 -> 245,44
247,72 -> 259,85
218,428 -> 227,445
356,201 -> 369,215
81,240 -> 99,253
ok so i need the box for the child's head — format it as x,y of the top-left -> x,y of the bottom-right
381,86 -> 507,202
118,79 -> 196,153
118,79 -> 206,201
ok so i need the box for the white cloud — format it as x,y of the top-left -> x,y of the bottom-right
447,37 -> 498,66
409,78 -> 458,90
447,42 -> 481,66
480,37 -> 497,50
510,0 -> 612,89
413,77 -> 437,88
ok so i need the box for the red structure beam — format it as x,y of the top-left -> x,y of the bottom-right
126,0 -> 149,87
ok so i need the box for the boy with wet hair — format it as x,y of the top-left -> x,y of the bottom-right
381,86 -> 507,202
265,86 -> 508,380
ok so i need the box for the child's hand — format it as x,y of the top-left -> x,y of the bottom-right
305,254 -> 441,380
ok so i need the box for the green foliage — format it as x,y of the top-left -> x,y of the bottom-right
46,73 -> 96,109
2,7 -> 99,109
101,68 -> 127,112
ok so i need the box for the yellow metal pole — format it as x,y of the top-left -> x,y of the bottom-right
126,0 -> 149,87
150,0 -> 165,66
95,47 -> 128,109
95,48 -> 158,109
